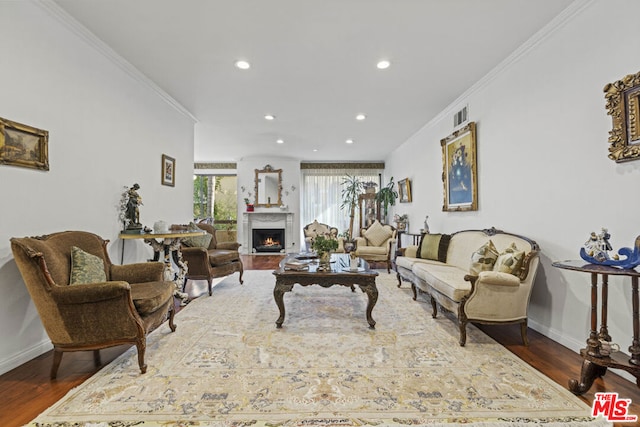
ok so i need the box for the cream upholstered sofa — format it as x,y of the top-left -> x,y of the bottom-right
303,220 -> 338,251
354,220 -> 397,273
395,227 -> 539,346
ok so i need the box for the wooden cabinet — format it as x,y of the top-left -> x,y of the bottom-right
358,193 -> 380,230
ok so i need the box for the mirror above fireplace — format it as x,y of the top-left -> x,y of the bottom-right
254,164 -> 282,207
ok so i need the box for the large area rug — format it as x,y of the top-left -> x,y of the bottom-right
27,270 -> 610,427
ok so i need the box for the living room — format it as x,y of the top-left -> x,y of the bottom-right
1,0 -> 639,425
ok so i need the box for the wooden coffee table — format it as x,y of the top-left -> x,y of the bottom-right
272,253 -> 379,329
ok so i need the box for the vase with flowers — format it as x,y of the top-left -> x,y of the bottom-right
311,234 -> 339,270
393,213 -> 409,232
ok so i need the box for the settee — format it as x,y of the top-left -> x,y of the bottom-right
303,220 -> 338,251
395,227 -> 539,346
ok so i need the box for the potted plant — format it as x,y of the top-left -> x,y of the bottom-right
340,175 -> 364,241
393,213 -> 409,231
376,177 -> 398,223
244,197 -> 254,212
311,234 -> 339,270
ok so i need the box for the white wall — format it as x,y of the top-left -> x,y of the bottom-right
0,2 -> 195,374
386,0 -> 640,364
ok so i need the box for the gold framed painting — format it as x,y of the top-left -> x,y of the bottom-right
441,122 -> 477,211
0,117 -> 49,170
161,154 -> 175,187
604,70 -> 640,162
398,178 -> 412,203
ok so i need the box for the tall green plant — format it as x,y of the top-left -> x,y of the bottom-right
340,175 -> 364,240
376,176 -> 398,222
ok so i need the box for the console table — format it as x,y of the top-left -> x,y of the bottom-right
552,260 -> 640,394
120,230 -> 205,305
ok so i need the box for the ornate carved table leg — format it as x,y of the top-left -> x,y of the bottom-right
569,358 -> 607,395
587,273 -> 601,357
630,277 -> 640,365
361,280 -> 378,329
274,280 -> 294,328
167,238 -> 190,306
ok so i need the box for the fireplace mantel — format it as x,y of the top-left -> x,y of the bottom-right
242,211 -> 294,254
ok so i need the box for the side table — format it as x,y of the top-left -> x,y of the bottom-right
552,260 -> 640,394
120,230 -> 206,305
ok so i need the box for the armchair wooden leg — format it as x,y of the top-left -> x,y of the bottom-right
93,349 -> 101,368
520,320 -> 529,346
136,339 -> 147,374
168,305 -> 177,332
50,348 -> 63,380
238,265 -> 244,284
459,320 -> 468,346
207,278 -> 213,296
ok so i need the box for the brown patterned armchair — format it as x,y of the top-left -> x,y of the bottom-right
10,231 -> 176,379
178,223 -> 244,295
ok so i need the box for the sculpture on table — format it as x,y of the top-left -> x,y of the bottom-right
123,183 -> 143,232
580,227 -> 640,269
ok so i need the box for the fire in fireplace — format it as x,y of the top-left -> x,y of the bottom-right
252,228 -> 285,253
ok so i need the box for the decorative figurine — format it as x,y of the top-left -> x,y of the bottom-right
423,215 -> 430,234
580,228 -> 640,269
125,183 -> 143,232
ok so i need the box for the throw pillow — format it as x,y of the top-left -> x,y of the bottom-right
493,242 -> 525,276
364,221 -> 392,247
416,233 -> 451,262
469,240 -> 499,275
182,233 -> 213,249
70,246 -> 107,285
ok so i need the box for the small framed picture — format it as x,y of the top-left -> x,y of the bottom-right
398,178 -> 412,203
161,154 -> 175,187
0,117 -> 49,171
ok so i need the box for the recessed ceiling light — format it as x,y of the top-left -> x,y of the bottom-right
376,60 -> 390,69
313,149 -> 318,152
356,114 -> 366,121
264,114 -> 275,120
276,139 -> 284,144
345,139 -> 354,144
235,60 -> 250,70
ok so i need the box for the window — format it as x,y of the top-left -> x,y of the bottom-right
193,175 -> 237,230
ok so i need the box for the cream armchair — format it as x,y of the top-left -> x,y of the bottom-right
354,220 -> 397,273
303,220 -> 338,251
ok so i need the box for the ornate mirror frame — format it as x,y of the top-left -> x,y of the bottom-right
604,71 -> 640,163
254,164 -> 283,207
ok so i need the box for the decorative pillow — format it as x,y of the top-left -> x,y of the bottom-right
493,242 -> 525,276
70,246 -> 107,285
183,233 -> 213,249
364,221 -> 393,246
416,233 -> 451,262
469,240 -> 499,275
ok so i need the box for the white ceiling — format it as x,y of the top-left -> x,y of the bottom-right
53,0 -> 574,162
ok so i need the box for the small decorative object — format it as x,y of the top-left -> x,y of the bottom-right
244,197 -> 254,212
153,220 -> 169,233
442,122 -> 477,212
119,184 -> 144,233
350,252 -> 359,270
423,215 -> 430,234
393,213 -> 409,232
603,70 -> 640,163
339,231 -> 356,253
311,234 -> 338,271
0,116 -> 49,170
580,228 -> 640,269
161,154 -> 175,187
398,178 -> 412,203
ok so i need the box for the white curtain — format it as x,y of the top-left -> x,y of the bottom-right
301,167 -> 382,241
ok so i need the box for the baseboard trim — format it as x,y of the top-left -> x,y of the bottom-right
0,339 -> 52,376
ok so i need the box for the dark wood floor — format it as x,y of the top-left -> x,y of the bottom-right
1,254 -> 639,426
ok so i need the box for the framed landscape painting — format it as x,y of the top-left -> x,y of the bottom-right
0,117 -> 49,170
441,122 -> 477,211
161,154 -> 175,187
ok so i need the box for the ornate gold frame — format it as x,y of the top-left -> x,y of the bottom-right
441,122 -> 477,212
0,117 -> 49,170
604,71 -> 640,162
398,178 -> 412,203
254,164 -> 282,207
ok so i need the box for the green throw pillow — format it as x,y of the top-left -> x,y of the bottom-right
493,242 -> 525,276
70,246 -> 107,285
182,233 -> 213,248
416,233 -> 451,262
469,240 -> 499,275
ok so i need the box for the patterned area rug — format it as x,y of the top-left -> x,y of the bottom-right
27,270 -> 610,427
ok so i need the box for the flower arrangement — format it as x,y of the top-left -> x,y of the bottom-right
393,213 -> 408,223
311,234 -> 339,254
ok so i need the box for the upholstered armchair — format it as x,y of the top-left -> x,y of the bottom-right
303,220 -> 339,251
178,223 -> 243,295
10,231 -> 176,379
354,220 -> 397,273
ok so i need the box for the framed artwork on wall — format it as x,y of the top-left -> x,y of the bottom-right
161,154 -> 175,187
441,121 -> 477,212
398,178 -> 412,203
604,70 -> 640,162
0,117 -> 49,171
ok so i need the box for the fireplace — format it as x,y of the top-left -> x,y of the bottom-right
252,228 -> 285,253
